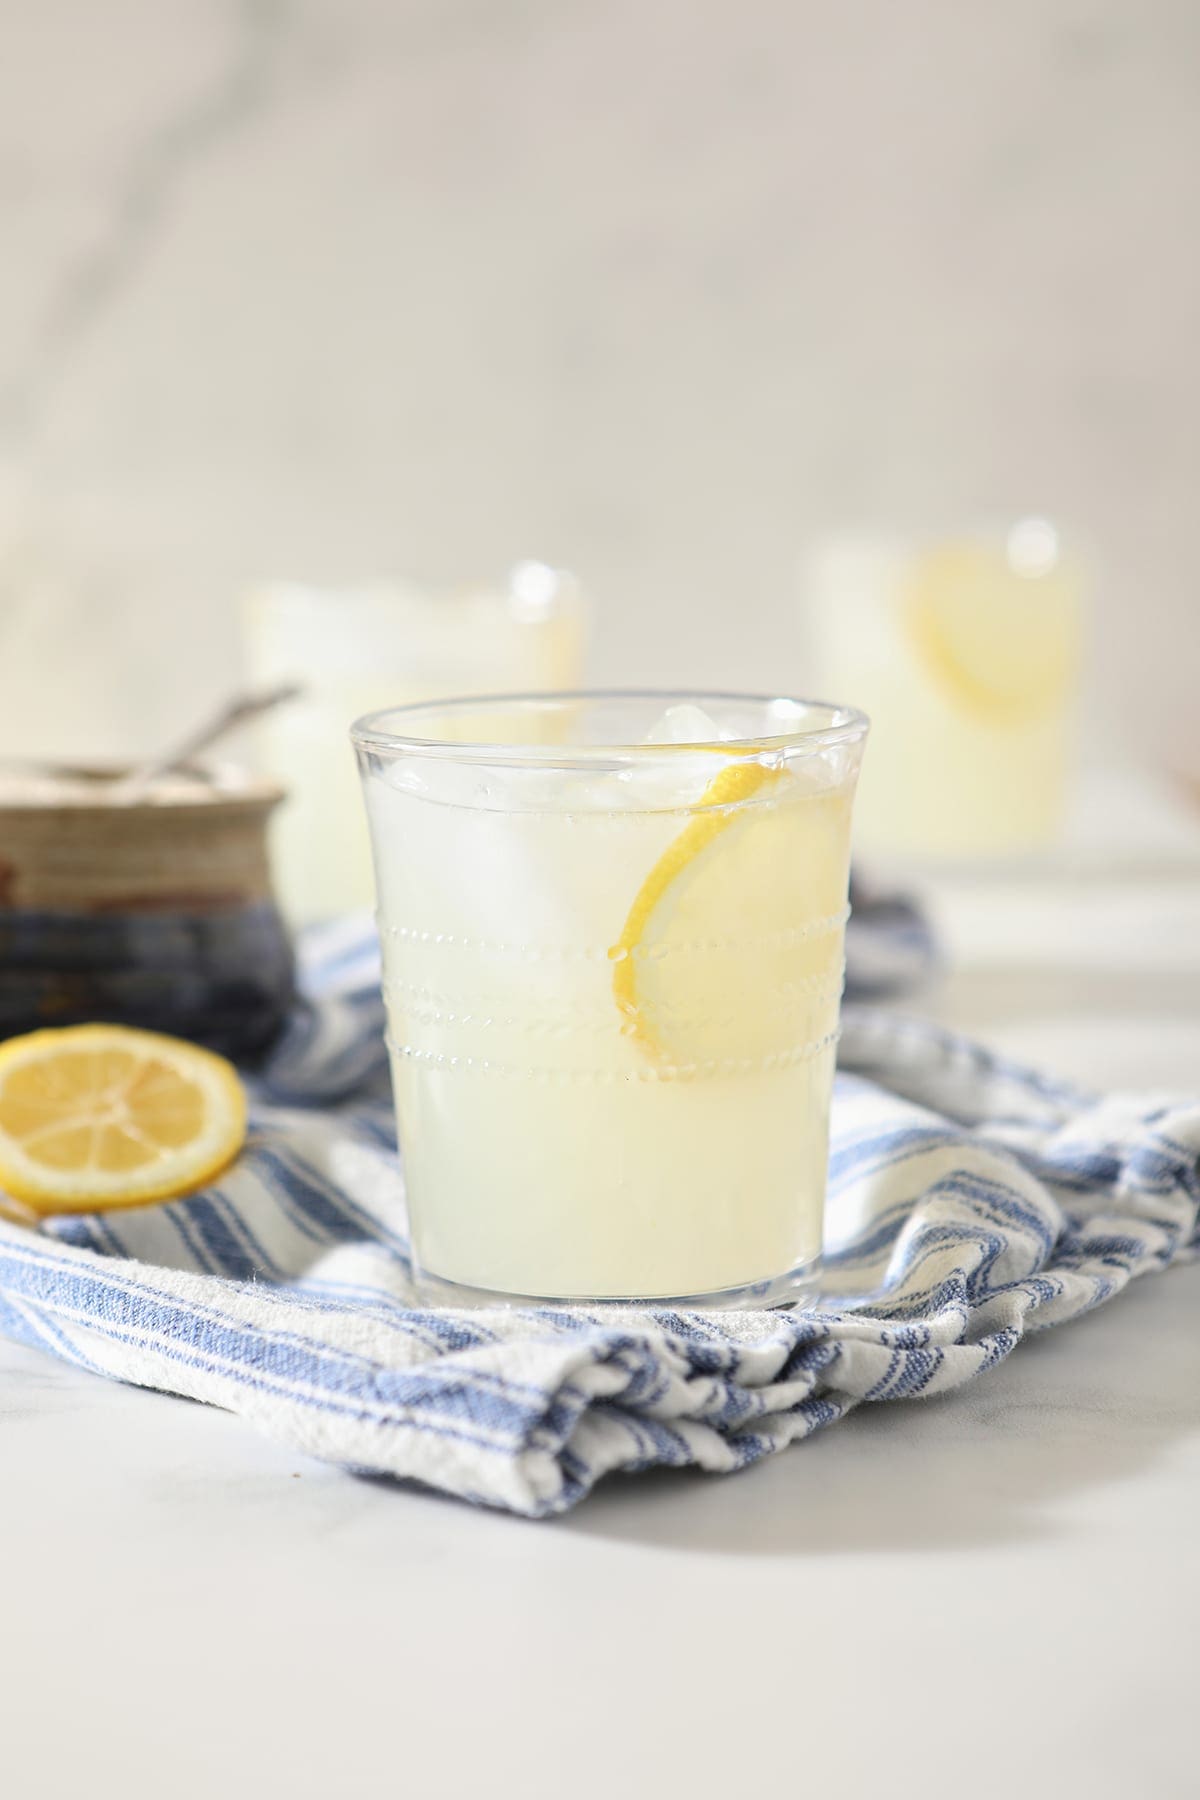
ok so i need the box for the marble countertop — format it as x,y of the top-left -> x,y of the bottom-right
4,838 -> 1200,1800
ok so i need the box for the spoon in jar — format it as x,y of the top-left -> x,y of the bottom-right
110,681 -> 303,804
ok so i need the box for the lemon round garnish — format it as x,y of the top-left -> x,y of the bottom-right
0,1025 -> 247,1216
611,762 -> 852,1068
905,542 -> 1080,722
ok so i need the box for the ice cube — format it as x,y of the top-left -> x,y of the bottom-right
642,702 -> 727,746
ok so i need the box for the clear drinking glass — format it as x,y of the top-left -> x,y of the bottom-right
353,691 -> 868,1307
244,566 -> 586,923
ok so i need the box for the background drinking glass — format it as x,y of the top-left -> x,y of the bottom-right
354,691 -> 868,1306
243,565 -> 587,922
803,522 -> 1084,862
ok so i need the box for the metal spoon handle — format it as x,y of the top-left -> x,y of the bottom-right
112,682 -> 302,804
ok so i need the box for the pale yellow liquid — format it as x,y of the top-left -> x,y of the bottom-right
364,755 -> 857,1299
808,533 -> 1082,859
246,581 -> 585,922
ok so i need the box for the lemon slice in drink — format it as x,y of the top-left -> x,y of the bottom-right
0,1025 -> 246,1216
611,762 -> 853,1070
906,541 -> 1080,722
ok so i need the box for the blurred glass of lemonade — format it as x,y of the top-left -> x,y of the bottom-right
804,521 -> 1084,861
244,565 -> 586,921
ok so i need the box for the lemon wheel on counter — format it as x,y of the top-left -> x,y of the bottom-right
0,1024 -> 247,1217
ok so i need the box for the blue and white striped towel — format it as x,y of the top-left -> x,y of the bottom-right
0,915 -> 1196,1517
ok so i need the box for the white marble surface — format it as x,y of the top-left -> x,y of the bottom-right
1,0 -> 1199,776
3,856 -> 1200,1799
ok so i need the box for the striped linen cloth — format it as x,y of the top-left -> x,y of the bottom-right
0,914 -> 1196,1518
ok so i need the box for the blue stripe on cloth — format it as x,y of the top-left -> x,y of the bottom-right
1,914 -> 1198,1517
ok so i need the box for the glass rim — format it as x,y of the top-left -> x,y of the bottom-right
350,688 -> 870,768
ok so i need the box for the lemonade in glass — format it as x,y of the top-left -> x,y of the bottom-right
805,522 -> 1082,860
353,692 -> 867,1306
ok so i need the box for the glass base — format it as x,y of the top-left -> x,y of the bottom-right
412,1253 -> 823,1313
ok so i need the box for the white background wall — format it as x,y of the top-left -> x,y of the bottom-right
1,0 -> 1197,771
